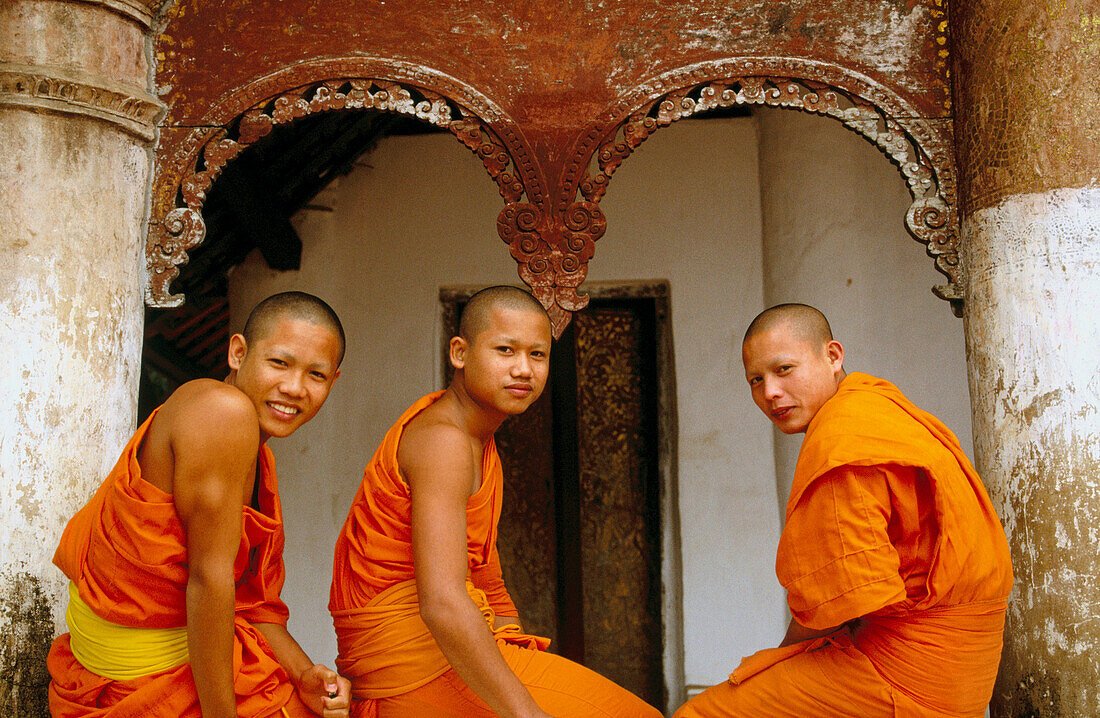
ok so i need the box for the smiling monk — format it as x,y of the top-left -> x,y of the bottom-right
674,303 -> 1013,718
329,285 -> 660,718
48,292 -> 351,718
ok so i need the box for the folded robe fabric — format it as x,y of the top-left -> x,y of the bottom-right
329,392 -> 550,711
48,407 -> 310,717
683,373 -> 1013,718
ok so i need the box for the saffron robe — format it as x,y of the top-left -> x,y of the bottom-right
675,372 -> 1013,717
48,408 -> 312,717
330,392 -> 661,718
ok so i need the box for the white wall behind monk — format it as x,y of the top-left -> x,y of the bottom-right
227,109 -> 973,699
755,107 -> 973,513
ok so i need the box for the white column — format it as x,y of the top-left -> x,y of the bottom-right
0,0 -> 160,711
963,188 -> 1100,715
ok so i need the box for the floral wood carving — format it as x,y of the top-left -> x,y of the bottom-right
568,58 -> 963,316
146,76 -> 528,307
496,200 -> 608,336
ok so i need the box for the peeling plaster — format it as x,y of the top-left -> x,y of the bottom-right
963,186 -> 1100,716
836,4 -> 927,73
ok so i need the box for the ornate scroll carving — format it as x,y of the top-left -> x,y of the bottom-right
146,76 -> 527,307
0,64 -> 164,141
566,59 -> 963,315
496,201 -> 607,336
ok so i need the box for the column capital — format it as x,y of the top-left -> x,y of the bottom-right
0,62 -> 164,141
71,0 -> 161,28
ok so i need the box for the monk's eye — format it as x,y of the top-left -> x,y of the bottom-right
496,346 -> 514,355
777,365 -> 793,374
748,376 -> 761,386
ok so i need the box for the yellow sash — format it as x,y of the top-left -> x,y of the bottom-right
66,582 -> 189,680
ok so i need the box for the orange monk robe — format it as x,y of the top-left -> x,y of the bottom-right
48,408 -> 314,718
330,392 -> 662,718
676,372 -> 1013,718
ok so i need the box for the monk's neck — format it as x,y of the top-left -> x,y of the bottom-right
441,383 -> 505,445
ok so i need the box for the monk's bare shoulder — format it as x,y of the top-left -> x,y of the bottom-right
398,404 -> 477,496
140,379 -> 259,494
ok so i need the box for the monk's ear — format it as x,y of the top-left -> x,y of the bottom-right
825,339 -> 845,374
449,335 -> 468,370
227,333 -> 248,371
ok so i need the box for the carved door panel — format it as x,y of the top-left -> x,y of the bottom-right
491,298 -> 665,708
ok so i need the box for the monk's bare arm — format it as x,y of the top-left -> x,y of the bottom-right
253,623 -> 350,717
404,425 -> 553,718
778,617 -> 846,647
172,389 -> 259,718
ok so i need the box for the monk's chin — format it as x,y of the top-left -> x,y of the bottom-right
773,419 -> 808,434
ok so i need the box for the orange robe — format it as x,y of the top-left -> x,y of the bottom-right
48,408 -> 312,718
676,372 -> 1013,718
330,392 -> 661,718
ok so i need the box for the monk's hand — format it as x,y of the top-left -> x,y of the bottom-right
295,664 -> 351,717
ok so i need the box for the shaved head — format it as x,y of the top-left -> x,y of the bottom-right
242,291 -> 346,365
743,303 -> 834,349
741,303 -> 845,433
459,286 -> 550,340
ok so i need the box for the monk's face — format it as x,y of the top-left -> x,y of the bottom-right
742,323 -> 844,434
228,316 -> 342,441
452,305 -> 551,417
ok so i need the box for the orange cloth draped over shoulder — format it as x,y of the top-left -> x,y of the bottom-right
676,373 -> 1013,718
47,407 -> 311,718
329,391 -> 549,716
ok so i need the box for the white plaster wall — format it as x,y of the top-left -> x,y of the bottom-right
228,111 -> 975,696
589,118 -> 786,690
756,107 -> 974,513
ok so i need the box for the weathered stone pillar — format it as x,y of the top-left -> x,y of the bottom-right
952,1 -> 1100,715
0,1 -> 161,713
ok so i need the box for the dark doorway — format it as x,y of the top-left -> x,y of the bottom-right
442,289 -> 671,709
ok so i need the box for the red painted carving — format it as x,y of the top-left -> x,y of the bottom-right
149,48 -> 960,330
149,1 -> 959,332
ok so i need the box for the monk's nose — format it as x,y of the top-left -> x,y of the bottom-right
280,373 -> 308,398
513,354 -> 534,377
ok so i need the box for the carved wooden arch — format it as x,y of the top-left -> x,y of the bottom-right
516,57 -> 962,334
146,59 -> 543,308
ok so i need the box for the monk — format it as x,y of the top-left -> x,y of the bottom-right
48,291 -> 352,718
674,303 -> 1013,717
329,285 -> 661,718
